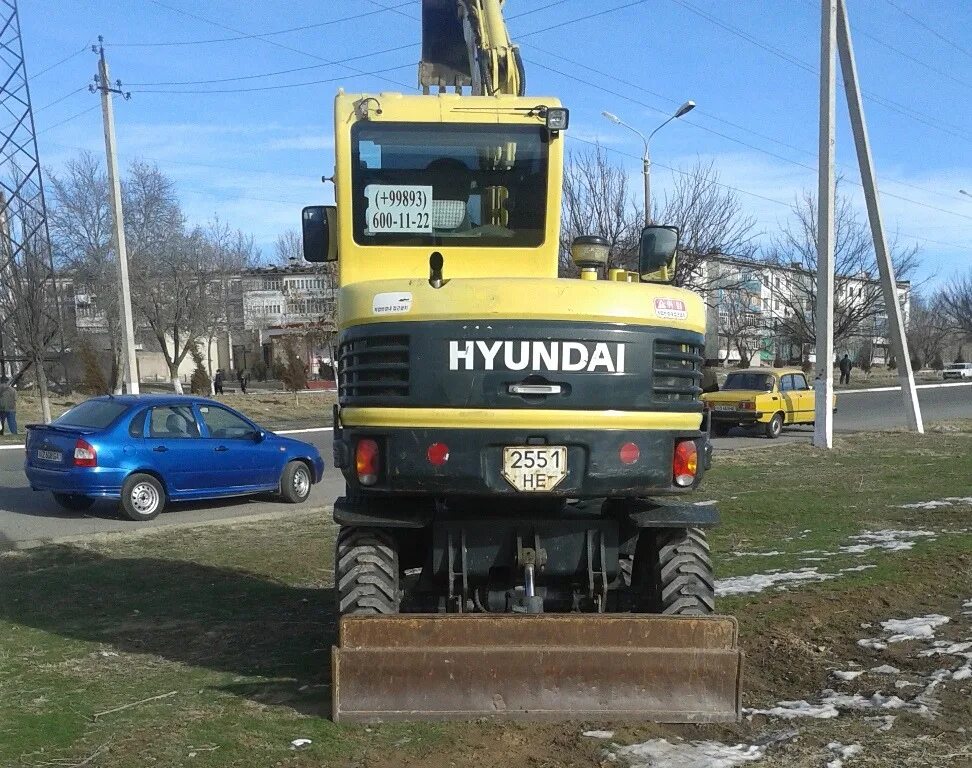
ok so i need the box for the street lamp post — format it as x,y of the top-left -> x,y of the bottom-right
602,101 -> 696,226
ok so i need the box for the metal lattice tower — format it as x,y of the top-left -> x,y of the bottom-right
0,0 -> 61,379
0,0 -> 53,271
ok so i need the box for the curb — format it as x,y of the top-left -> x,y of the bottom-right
2,505 -> 335,552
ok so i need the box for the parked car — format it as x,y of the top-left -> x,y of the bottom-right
942,362 -> 972,380
701,367 -> 836,439
24,395 -> 325,521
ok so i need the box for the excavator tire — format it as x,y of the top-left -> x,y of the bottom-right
336,526 -> 400,615
637,527 -> 715,615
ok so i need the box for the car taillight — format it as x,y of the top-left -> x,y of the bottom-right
74,438 -> 97,467
740,401 -> 756,410
355,439 -> 380,486
673,440 -> 698,487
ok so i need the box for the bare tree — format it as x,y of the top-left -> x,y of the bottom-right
941,269 -> 972,336
559,146 -> 641,276
713,273 -> 765,366
274,228 -> 302,267
907,291 -> 953,370
47,152 -> 121,390
0,190 -> 58,420
658,159 -> 759,293
767,184 -> 920,350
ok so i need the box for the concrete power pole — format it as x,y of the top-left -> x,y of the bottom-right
813,0 -> 837,449
91,38 -> 139,395
835,0 -> 922,433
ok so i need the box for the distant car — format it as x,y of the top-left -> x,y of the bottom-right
701,367 -> 836,439
24,395 -> 325,521
942,362 -> 972,380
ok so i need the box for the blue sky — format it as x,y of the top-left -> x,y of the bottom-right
20,0 -> 972,283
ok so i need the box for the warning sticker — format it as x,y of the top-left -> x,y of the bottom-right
654,297 -> 688,320
373,291 -> 413,315
364,184 -> 434,234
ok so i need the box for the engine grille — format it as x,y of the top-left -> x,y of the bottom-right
338,334 -> 410,402
653,340 -> 703,403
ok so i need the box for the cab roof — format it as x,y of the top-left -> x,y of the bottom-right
728,367 -> 806,376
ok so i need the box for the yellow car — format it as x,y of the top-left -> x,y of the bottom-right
701,367 -> 834,439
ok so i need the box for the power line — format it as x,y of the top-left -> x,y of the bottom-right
34,86 -> 86,113
131,63 -> 413,95
36,104 -> 99,135
109,2 -> 417,47
882,0 -> 972,62
128,43 -> 415,87
29,45 -> 90,80
148,0 -> 417,93
667,0 -> 972,145
518,0 -> 648,37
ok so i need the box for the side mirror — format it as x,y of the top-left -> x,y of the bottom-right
302,205 -> 337,263
639,225 -> 679,281
253,430 -> 266,443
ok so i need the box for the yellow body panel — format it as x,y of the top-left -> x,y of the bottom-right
338,276 -> 706,334
334,91 -> 564,287
342,407 -> 703,431
701,368 -> 836,424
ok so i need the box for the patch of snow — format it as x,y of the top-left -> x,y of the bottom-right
733,550 -> 784,557
899,497 -> 972,509
800,557 -> 829,562
715,568 -> 837,596
860,623 -> 872,629
918,641 -> 972,657
745,699 -> 838,720
962,599 -> 972,616
694,500 -> 719,506
290,739 -> 312,750
864,715 -> 896,732
839,529 -> 935,554
611,738 -> 765,768
882,614 -> 950,642
895,680 -> 919,689
582,730 -> 615,739
840,565 -> 876,573
831,670 -> 864,681
951,666 -> 971,681
857,638 -> 887,651
825,742 -> 863,768
870,665 -> 900,674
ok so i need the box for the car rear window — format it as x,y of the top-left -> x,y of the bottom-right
723,373 -> 774,391
54,399 -> 129,429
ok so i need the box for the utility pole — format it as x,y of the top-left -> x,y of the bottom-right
835,0 -> 922,432
813,0 -> 837,449
91,37 -> 139,395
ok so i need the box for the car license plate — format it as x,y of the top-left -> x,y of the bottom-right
502,446 -> 567,492
37,449 -> 62,462
714,404 -> 735,411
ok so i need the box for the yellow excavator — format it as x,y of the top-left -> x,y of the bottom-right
302,0 -> 743,722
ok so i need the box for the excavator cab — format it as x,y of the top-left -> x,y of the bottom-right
312,0 -> 743,723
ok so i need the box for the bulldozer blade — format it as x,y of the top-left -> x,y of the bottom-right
332,614 -> 743,723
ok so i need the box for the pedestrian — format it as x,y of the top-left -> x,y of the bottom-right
701,359 -> 720,394
838,353 -> 852,385
239,368 -> 248,394
0,376 -> 17,436
214,368 -> 224,395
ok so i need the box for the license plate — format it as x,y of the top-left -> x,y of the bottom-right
37,449 -> 63,462
502,446 -> 567,492
714,404 -> 736,411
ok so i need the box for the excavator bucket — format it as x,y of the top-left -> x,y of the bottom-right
332,614 -> 743,723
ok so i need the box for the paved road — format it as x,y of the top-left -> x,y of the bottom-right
1,383 -> 968,548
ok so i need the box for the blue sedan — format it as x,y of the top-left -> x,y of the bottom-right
24,395 -> 325,521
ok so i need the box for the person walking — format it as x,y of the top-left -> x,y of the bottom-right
838,353 -> 853,385
239,368 -> 249,394
0,376 -> 17,436
214,369 -> 225,395
701,359 -> 720,394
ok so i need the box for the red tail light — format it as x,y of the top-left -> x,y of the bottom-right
74,438 -> 97,467
427,442 -> 449,466
740,401 -> 756,411
673,440 -> 698,487
355,439 -> 380,486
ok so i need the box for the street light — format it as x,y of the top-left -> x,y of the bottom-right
602,100 -> 696,226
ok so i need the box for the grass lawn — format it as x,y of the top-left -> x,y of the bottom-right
1,425 -> 970,767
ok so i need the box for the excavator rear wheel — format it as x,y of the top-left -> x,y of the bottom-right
634,527 -> 715,616
336,526 -> 401,615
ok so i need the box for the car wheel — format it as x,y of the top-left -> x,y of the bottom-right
120,473 -> 165,521
280,460 -> 312,504
764,412 -> 784,439
52,493 -> 95,512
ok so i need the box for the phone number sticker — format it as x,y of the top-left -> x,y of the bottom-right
364,184 -> 434,234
